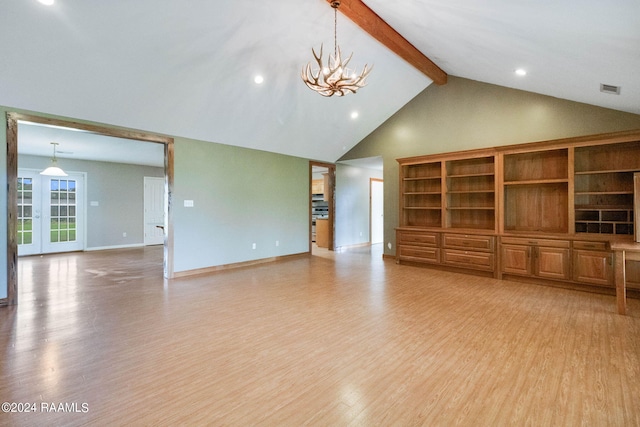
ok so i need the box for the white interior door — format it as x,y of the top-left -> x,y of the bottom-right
18,169 -> 84,255
144,176 -> 165,245
371,179 -> 384,244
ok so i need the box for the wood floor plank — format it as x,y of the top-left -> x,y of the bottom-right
1,245 -> 639,426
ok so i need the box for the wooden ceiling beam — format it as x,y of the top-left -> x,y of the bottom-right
328,0 -> 447,85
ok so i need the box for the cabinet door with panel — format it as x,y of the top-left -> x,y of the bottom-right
573,250 -> 612,286
500,237 -> 570,280
572,241 -> 613,286
501,244 -> 532,276
535,246 -> 571,280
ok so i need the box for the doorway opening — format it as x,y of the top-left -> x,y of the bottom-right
309,161 -> 335,253
370,178 -> 384,245
5,112 -> 174,306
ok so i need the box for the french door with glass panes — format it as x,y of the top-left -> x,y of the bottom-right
17,169 -> 84,255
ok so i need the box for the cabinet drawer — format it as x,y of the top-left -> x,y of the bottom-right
501,237 -> 570,248
397,231 -> 439,246
398,245 -> 440,264
573,241 -> 608,251
442,249 -> 494,271
443,234 -> 494,251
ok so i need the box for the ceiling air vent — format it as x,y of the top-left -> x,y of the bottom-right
600,83 -> 621,95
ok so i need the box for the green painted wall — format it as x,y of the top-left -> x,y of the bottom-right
173,137 -> 309,272
339,77 -> 640,256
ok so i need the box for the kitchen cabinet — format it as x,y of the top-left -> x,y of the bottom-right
316,218 -> 329,248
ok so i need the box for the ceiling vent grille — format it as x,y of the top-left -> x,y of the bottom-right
600,83 -> 621,95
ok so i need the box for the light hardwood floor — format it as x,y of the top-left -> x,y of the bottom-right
1,246 -> 639,426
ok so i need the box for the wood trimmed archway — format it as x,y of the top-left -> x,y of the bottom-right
4,112 -> 174,306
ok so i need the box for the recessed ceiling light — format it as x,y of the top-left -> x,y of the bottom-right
515,69 -> 527,76
38,0 -> 55,5
254,75 -> 264,84
350,111 -> 359,119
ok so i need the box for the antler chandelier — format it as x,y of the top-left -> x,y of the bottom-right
301,1 -> 372,97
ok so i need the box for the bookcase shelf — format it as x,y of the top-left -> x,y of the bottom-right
501,149 -> 570,233
574,142 -> 640,235
445,156 -> 495,230
504,179 -> 569,186
400,161 -> 443,227
504,149 -> 568,182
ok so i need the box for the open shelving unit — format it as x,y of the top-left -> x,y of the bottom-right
401,161 -> 442,228
503,148 -> 569,234
574,141 -> 640,236
445,156 -> 496,230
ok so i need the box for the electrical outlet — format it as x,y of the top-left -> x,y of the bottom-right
123,232 -> 127,237
252,243 -> 256,249
276,240 -> 279,247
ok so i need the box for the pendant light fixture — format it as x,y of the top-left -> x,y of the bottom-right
40,142 -> 68,176
301,0 -> 372,97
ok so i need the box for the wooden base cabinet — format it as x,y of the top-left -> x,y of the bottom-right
500,237 -> 571,281
396,229 -> 440,264
397,229 -> 496,274
572,241 -> 613,287
442,233 -> 495,272
315,218 -> 329,248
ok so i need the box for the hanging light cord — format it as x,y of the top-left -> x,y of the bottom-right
333,3 -> 338,58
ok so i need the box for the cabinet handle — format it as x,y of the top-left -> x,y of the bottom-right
608,255 -> 612,266
528,241 -> 538,245
527,247 -> 531,258
533,247 -> 538,259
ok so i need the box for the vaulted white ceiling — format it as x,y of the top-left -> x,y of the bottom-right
4,0 -> 639,165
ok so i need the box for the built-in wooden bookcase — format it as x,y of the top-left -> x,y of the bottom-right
574,141 -> 640,236
503,148 -> 569,234
401,161 -> 442,228
396,131 -> 640,294
445,156 -> 495,230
